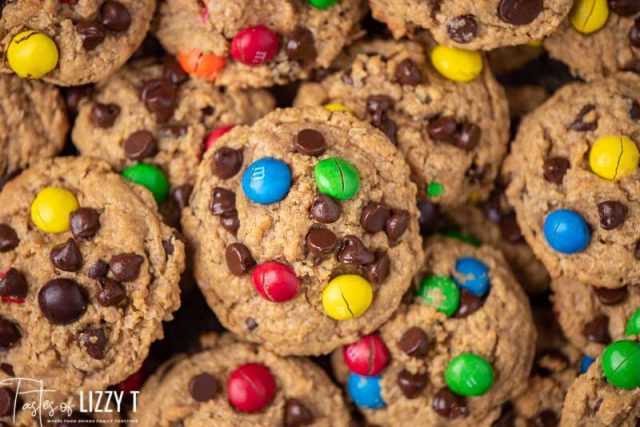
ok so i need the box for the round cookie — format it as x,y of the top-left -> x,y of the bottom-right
504,73 -> 640,288
545,5 -> 640,81
333,236 -> 536,426
0,0 -> 155,86
0,156 -> 185,394
0,74 -> 68,184
134,335 -> 351,426
293,39 -> 510,207
155,0 -> 366,88
368,0 -> 573,50
181,107 -> 423,356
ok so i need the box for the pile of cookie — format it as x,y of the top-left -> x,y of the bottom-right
1,0 -> 639,426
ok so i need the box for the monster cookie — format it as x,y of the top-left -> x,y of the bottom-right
545,0 -> 640,80
331,237 -> 535,426
0,157 -> 185,394
368,0 -> 572,50
0,74 -> 68,185
294,39 -> 510,207
181,107 -> 423,355
155,0 -> 366,88
561,338 -> 640,426
0,0 -> 155,86
504,73 -> 640,288
134,335 -> 351,426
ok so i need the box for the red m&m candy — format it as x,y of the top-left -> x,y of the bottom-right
343,334 -> 390,376
252,261 -> 300,303
227,363 -> 277,413
231,26 -> 280,66
205,125 -> 235,150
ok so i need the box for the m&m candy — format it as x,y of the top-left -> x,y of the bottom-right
430,45 -> 483,83
343,335 -> 390,376
227,363 -> 277,412
322,274 -> 372,320
418,275 -> 460,317
453,257 -> 490,297
626,309 -> 640,335
543,209 -> 591,254
347,373 -> 386,409
242,158 -> 292,204
445,353 -> 494,396
251,261 -> 300,303
122,164 -> 170,203
601,340 -> 640,389
31,187 -> 79,233
177,49 -> 226,81
324,103 -> 352,113
309,0 -> 338,9
569,0 -> 609,34
7,30 -> 59,79
205,125 -> 235,150
589,135 -> 639,181
231,26 -> 280,66
314,158 -> 360,200
579,355 -> 595,374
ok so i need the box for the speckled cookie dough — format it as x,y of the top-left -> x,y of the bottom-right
0,157 -> 185,395
545,2 -> 640,81
0,0 -> 155,86
0,74 -> 68,184
504,73 -> 640,288
155,0 -> 366,88
368,0 -> 572,50
181,107 -> 423,356
294,39 -> 510,207
134,335 -> 351,427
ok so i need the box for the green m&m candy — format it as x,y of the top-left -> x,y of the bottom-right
314,157 -> 360,200
308,0 -> 338,9
626,310 -> 640,335
417,275 -> 460,317
602,340 -> 640,389
122,164 -> 169,203
445,353 -> 494,396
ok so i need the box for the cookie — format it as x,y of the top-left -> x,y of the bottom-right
0,156 -> 185,394
504,73 -> 640,288
368,0 -> 573,50
134,335 -> 352,426
181,107 -> 423,356
332,236 -> 535,426
0,74 -> 68,185
293,39 -> 510,207
486,44 -> 544,76
545,2 -> 640,81
0,0 -> 155,86
155,0 -> 366,88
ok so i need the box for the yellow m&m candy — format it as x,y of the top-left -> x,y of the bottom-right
31,187 -> 79,233
324,103 -> 352,113
569,0 -> 609,34
7,30 -> 59,79
589,135 -> 639,181
322,274 -> 373,320
430,45 -> 483,83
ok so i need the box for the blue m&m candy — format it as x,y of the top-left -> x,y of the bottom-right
543,209 -> 591,254
242,158 -> 292,204
347,373 -> 386,409
453,257 -> 490,297
579,355 -> 595,374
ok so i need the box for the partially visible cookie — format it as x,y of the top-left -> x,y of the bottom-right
487,44 -> 544,76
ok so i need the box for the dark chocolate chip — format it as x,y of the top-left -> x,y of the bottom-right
397,326 -> 429,357
210,187 -> 236,215
593,285 -> 628,305
500,212 -> 524,243
631,21 -> 640,48
630,98 -> 640,121
454,289 -> 484,318
582,315 -> 611,344
171,184 -> 193,211
635,240 -> 640,260
97,278 -> 126,307
70,208 -> 100,239
188,373 -> 219,402
220,212 -> 240,236
432,387 -> 469,419
498,0 -> 543,25
543,157 -> 570,184
295,129 -> 326,156
91,103 -> 120,128
366,95 -> 394,129
608,0 -> 640,16
482,191 -> 503,223
88,259 -> 109,279
397,369 -> 427,399
0,268 -> 27,299
109,253 -> 144,281
597,201 -> 628,230
309,195 -> 340,223
366,251 -> 390,285
50,238 -> 83,272
447,15 -> 478,44
427,117 -> 458,143
418,201 -> 441,236
285,27 -> 317,65
101,1 -> 131,32
284,398 -> 314,427
305,227 -> 337,256
245,317 -> 258,331
0,388 -> 11,417
386,210 -> 410,241
527,410 -> 558,427
212,147 -> 243,179
569,104 -> 598,131
162,239 -> 174,256
377,116 -> 398,145
163,55 -> 189,85
360,202 -> 392,233
454,123 -> 481,151
64,86 -> 92,116
0,363 -> 13,376
395,59 -> 422,86
140,79 -> 177,123
337,236 -> 375,265
77,327 -> 107,359
76,21 -> 106,50
124,130 -> 157,160
225,243 -> 255,276
0,317 -> 20,350
0,224 -> 18,252
38,279 -> 88,325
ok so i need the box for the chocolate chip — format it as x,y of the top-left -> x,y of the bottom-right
377,116 -> 398,145
386,210 -> 410,241
163,55 -> 189,85
569,104 -> 598,131
582,315 -> 611,344
543,157 -> 570,184
0,363 -> 13,376
447,15 -> 478,44
188,373 -> 219,402
284,398 -> 314,427
91,103 -> 120,128
0,268 -> 27,299
162,239 -> 174,256
366,251 -> 390,285
454,289 -> 484,318
630,20 -> 640,49
88,259 -> 109,279
77,327 -> 107,359
101,1 -> 131,32
285,27 -> 317,65
397,369 -> 427,399
0,317 -> 20,349
212,147 -> 243,179
360,202 -> 392,233
418,201 -> 441,236
494,403 -> 516,426
38,279 -> 88,325
225,243 -> 255,276
498,0 -> 543,25
109,253 -> 144,281
608,0 -> 640,16
305,227 -> 337,256
124,130 -> 157,160
295,129 -> 326,156
309,67 -> 331,82
528,410 -> 558,427
220,212 -> 240,236
427,117 -> 458,143
500,212 -> 524,243
630,98 -> 640,121
454,123 -> 481,151
76,21 -> 106,50
432,387 -> 469,419
70,208 -> 100,239
172,184 -> 193,210
337,236 -> 375,265
367,95 -> 394,128
50,238 -> 83,272
397,327 -> 429,357
140,79 -> 177,123
245,317 -> 258,331
597,201 -> 628,230
210,187 -> 236,215
593,285 -> 628,305
309,195 -> 340,223
97,278 -> 126,307
0,224 -> 18,252
395,59 -> 422,86
0,388 -> 11,416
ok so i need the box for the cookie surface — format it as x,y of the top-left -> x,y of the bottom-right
182,107 -> 423,356
0,157 -> 185,394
